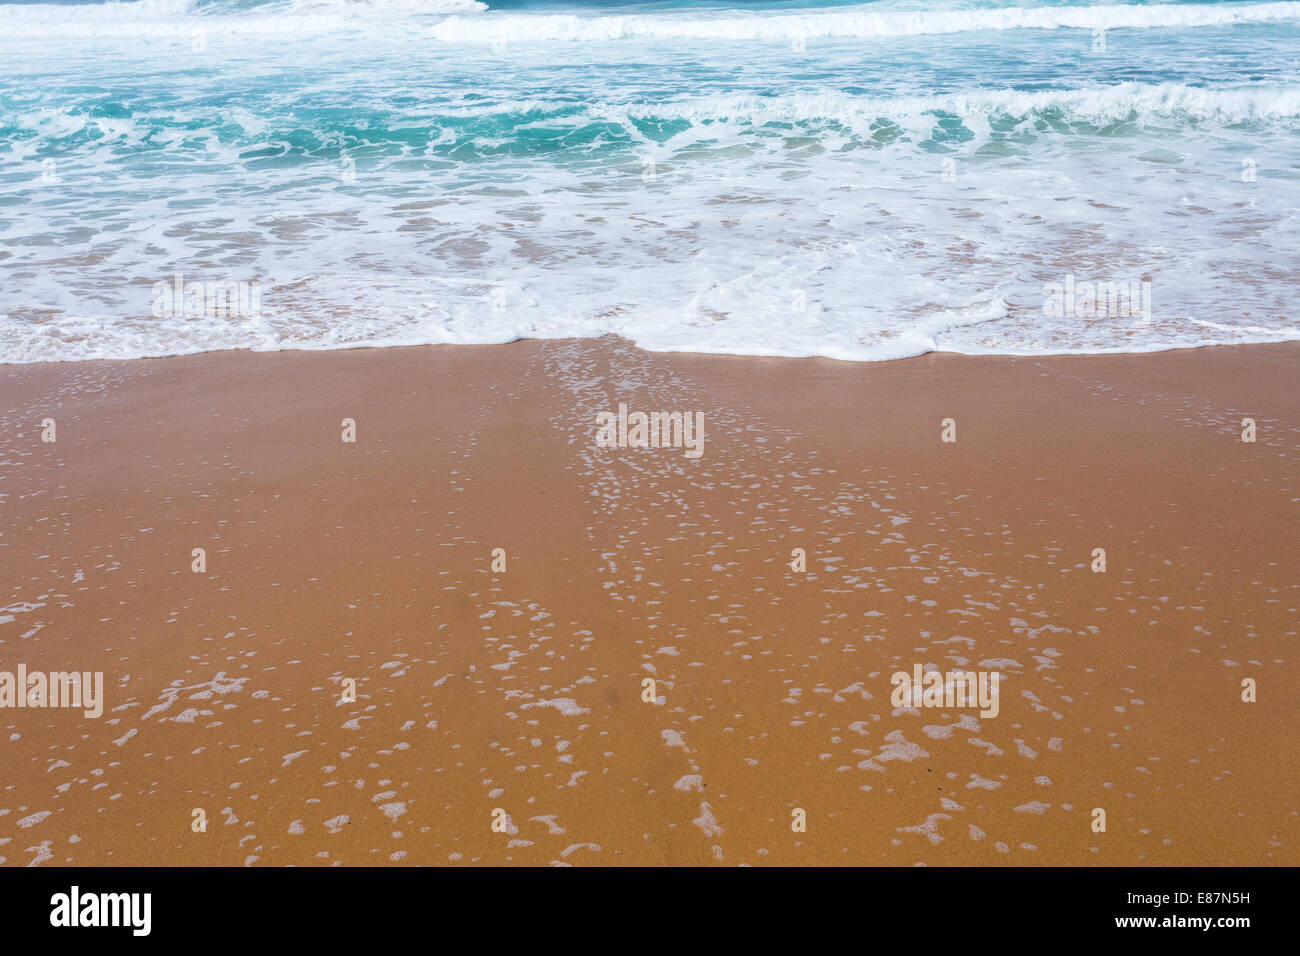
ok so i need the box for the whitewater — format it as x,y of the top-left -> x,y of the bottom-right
1,0 -> 1298,363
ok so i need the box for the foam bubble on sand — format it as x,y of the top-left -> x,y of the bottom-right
522,698 -> 588,716
1015,801 -> 1051,814
693,802 -> 724,838
858,730 -> 929,771
324,814 -> 350,833
674,774 -> 704,793
378,802 -> 407,822
899,812 -> 951,845
661,729 -> 689,750
833,682 -> 873,703
0,601 -> 46,616
530,815 -> 566,835
142,672 -> 249,721
26,841 -> 53,866
17,811 -> 51,828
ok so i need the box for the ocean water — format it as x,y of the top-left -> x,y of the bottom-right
1,0 -> 1298,363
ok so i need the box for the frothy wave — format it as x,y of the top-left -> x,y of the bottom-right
4,0 -> 1299,41
428,1 -> 1300,44
0,0 -> 485,38
5,3 -> 1299,365
595,82 -> 1300,127
8,83 -> 1296,169
287,0 -> 485,15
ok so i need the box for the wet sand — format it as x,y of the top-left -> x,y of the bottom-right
0,337 -> 1296,866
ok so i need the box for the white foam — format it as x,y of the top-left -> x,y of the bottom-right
522,698 -> 589,716
5,7 -> 1297,365
428,2 -> 1300,45
0,0 -> 485,39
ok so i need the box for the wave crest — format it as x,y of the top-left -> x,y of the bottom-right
428,1 -> 1300,43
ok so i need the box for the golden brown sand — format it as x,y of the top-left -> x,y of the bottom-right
0,337 -> 1295,866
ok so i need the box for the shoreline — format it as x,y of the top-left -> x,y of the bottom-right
4,333 -> 1299,370
1,337 -> 1295,866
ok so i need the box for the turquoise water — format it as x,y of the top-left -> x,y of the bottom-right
2,0 -> 1298,361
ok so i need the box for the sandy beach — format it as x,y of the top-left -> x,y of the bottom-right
0,337 -> 1295,866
